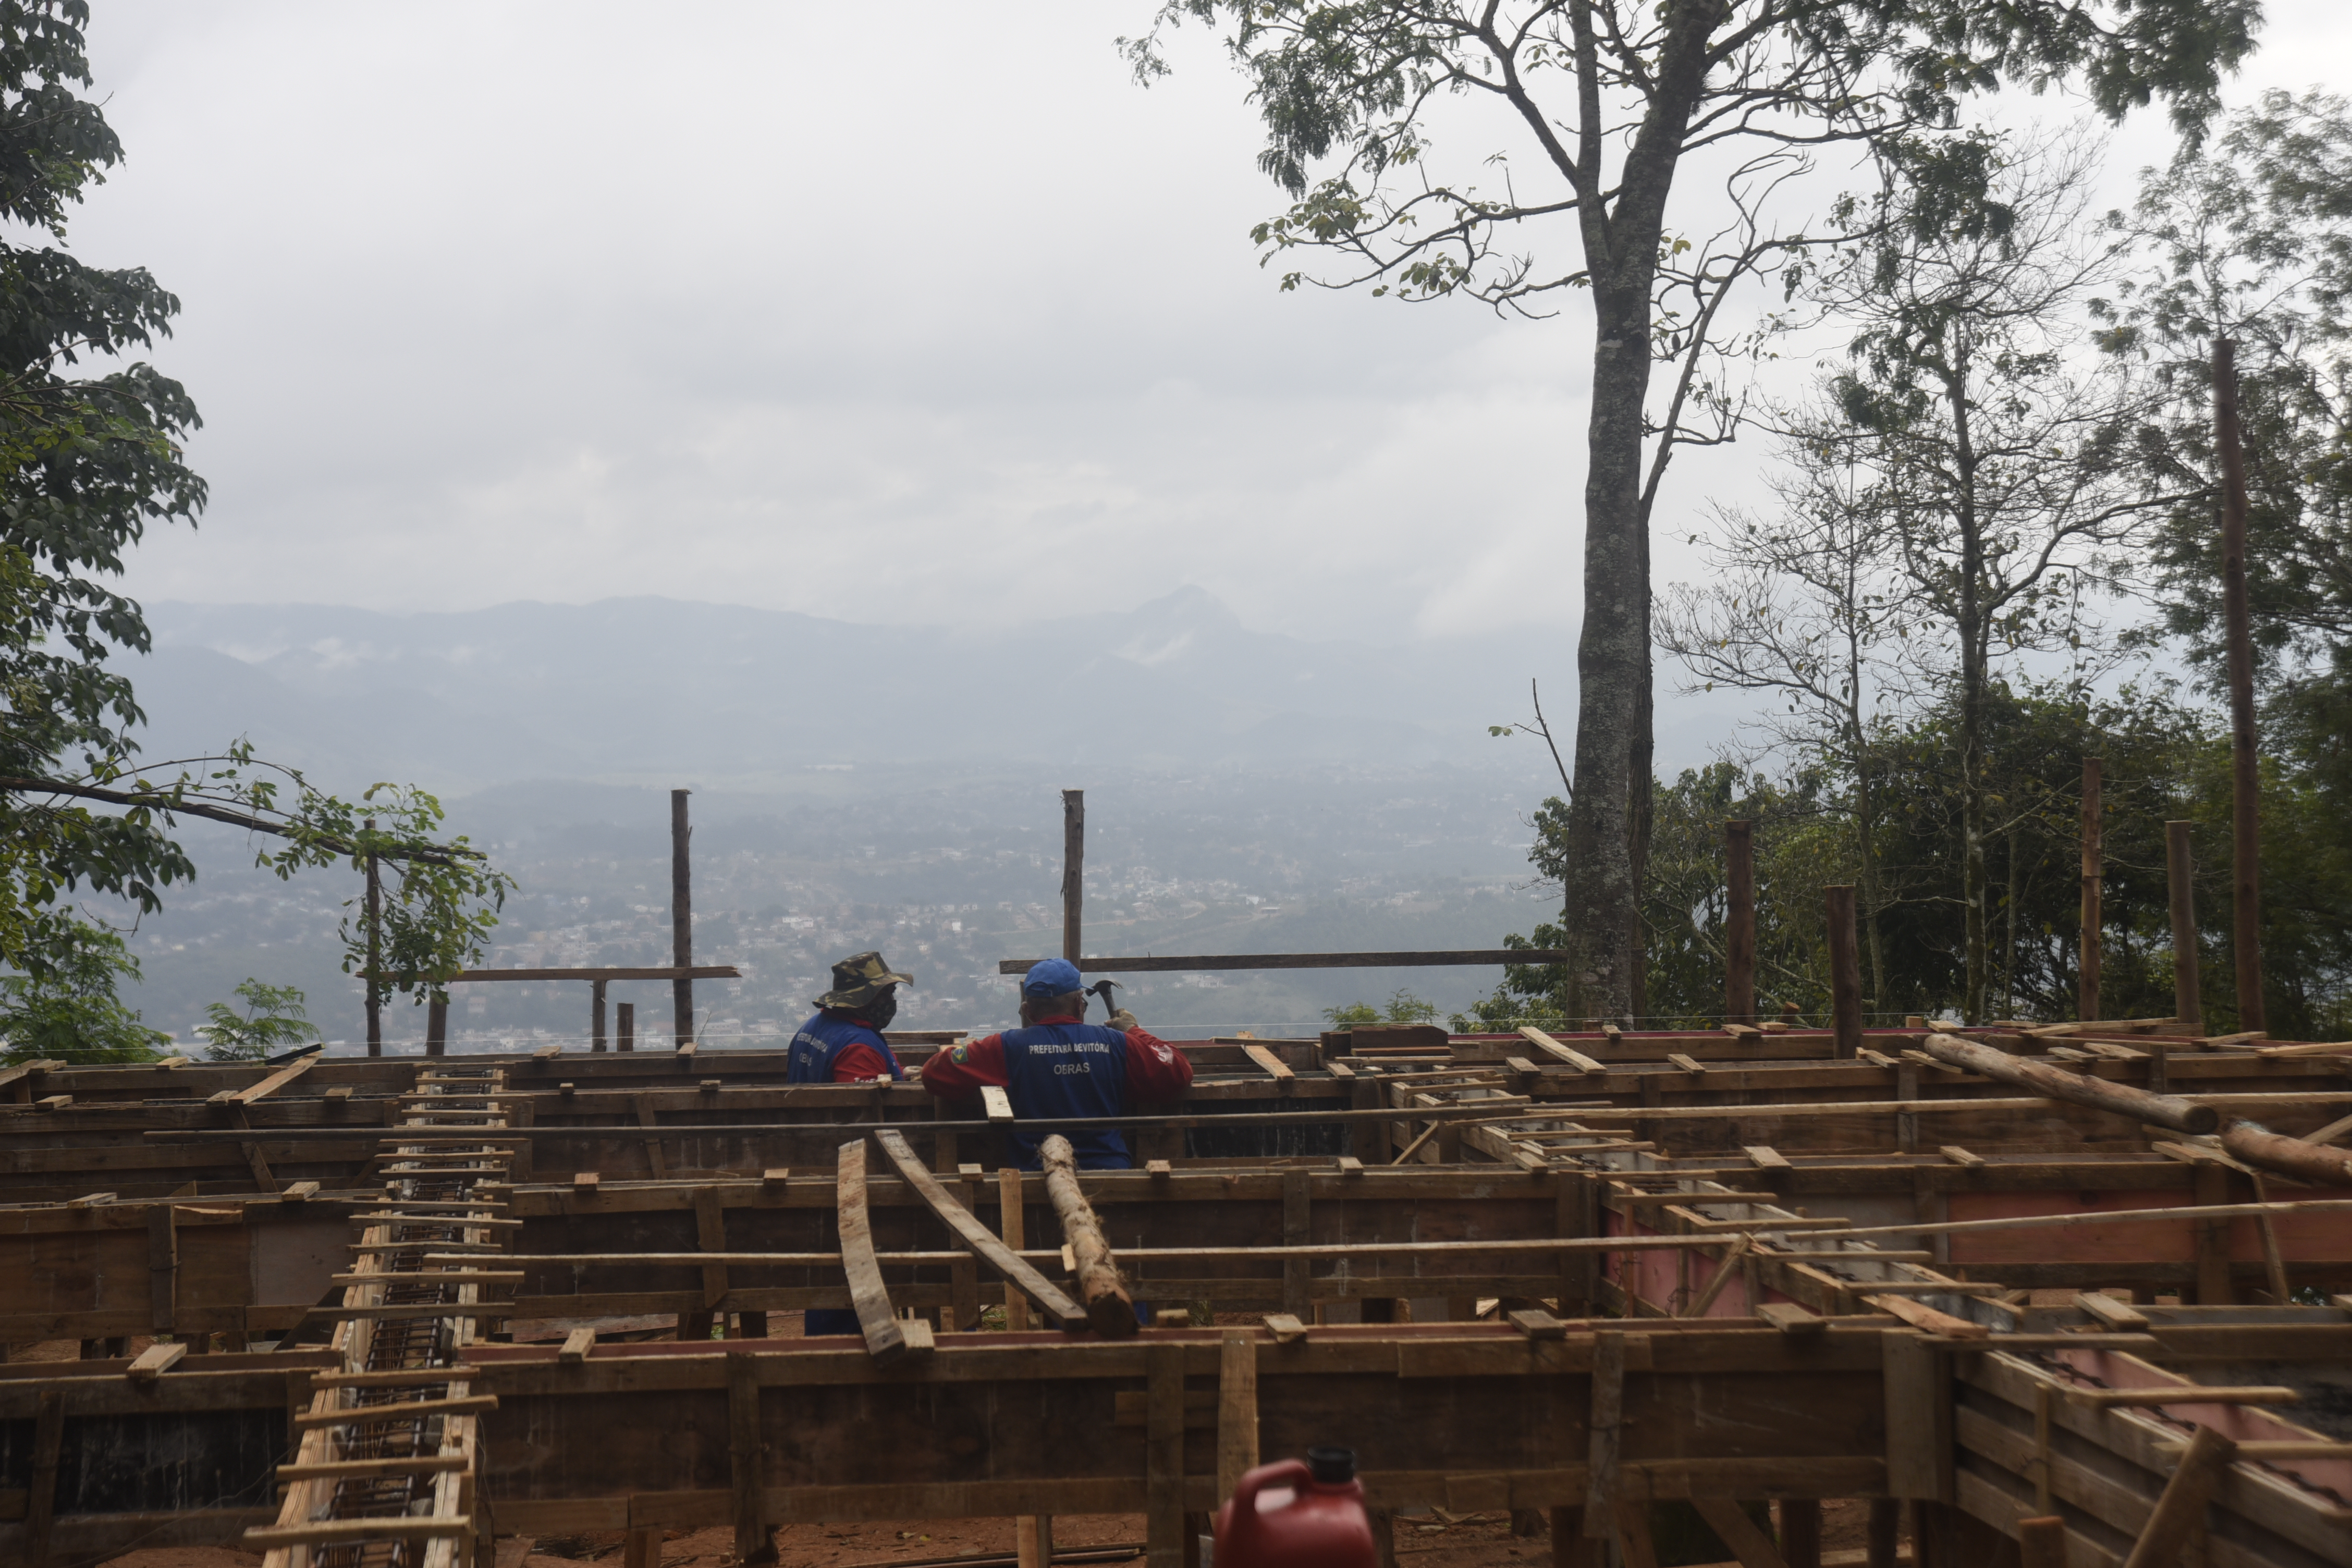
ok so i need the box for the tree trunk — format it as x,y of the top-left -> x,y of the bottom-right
1847,708 -> 1888,1008
1947,335 -> 1990,1024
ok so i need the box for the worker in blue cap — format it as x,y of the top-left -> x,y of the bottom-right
919,957 -> 1193,1169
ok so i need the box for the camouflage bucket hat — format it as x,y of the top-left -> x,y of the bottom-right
815,950 -> 914,1011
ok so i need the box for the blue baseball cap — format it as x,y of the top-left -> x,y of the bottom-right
1021,957 -> 1084,997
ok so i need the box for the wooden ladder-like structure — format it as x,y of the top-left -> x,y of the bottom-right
248,1062 -> 514,1568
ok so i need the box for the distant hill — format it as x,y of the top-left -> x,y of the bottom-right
131,587 -> 1586,791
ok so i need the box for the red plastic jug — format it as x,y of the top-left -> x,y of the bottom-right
1213,1447 -> 1378,1568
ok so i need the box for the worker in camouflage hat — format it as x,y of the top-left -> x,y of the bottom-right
788,951 -> 913,1086
789,950 -> 912,1339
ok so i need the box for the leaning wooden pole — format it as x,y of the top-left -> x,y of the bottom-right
2079,758 -> 2102,1023
2215,339 -> 2265,1031
1061,789 -> 1084,963
1826,884 -> 1861,1060
2166,820 -> 2203,1030
671,788 -> 695,1047
1917,1034 -> 2217,1134
1724,820 -> 1755,1027
1037,1134 -> 1138,1337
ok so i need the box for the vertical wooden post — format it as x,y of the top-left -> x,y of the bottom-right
1865,1499 -> 1900,1568
617,1001 -> 635,1053
1549,1508 -> 1594,1568
1062,789 -> 1084,963
426,997 -> 448,1058
672,788 -> 696,1046
999,1169 -> 1030,1331
1827,885 -> 1862,1058
1146,1341 -> 1186,1568
2079,758 -> 2102,1023
2193,1164 -> 2234,1305
2167,820 -> 2202,1030
364,817 -> 382,1057
727,1351 -> 771,1563
1778,1500 -> 1822,1568
2017,1516 -> 2064,1568
1725,819 -> 1755,1026
2214,338 -> 2265,1032
27,1387 -> 62,1565
592,979 -> 608,1052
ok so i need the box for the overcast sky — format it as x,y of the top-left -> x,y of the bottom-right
75,2 -> 2352,645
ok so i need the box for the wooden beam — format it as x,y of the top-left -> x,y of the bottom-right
1146,1341 -> 1185,1568
1216,1334 -> 1259,1505
834,1140 -> 916,1366
447,965 -> 742,983
1917,1034 -> 2217,1134
871,1130 -> 1087,1332
1692,1497 -> 1788,1568
1000,949 -> 1574,974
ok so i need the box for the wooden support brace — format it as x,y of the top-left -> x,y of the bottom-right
2120,1426 -> 2235,1568
835,1140 -> 918,1365
874,1129 -> 1087,1330
1691,1497 -> 1790,1568
148,1204 -> 178,1335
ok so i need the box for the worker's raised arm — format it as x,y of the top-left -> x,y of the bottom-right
920,1033 -> 1010,1097
1122,1026 -> 1193,1101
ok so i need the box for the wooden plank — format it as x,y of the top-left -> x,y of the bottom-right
126,1341 -> 187,1382
982,1085 -> 1015,1123
634,1094 -> 668,1179
1940,1146 -> 1985,1169
1000,1168 -> 1030,1332
276,1455 -> 471,1481
834,1140 -> 914,1365
245,1518 -> 475,1548
1864,1294 -> 1986,1339
293,1394 -> 497,1429
1757,1303 -> 1823,1337
1743,1146 -> 1791,1171
231,1050 -> 324,1105
559,1327 -> 596,1364
871,1129 -> 1087,1331
2073,1292 -> 2150,1331
1242,1044 -> 1296,1092
1519,1027 -> 1605,1074
1216,1333 -> 1259,1502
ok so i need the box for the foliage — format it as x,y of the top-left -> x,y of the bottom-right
0,921 -> 164,1062
195,978 -> 317,1063
0,1 -> 511,1040
1324,989 -> 1437,1028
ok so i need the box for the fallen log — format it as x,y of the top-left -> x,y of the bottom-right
1038,1134 -> 1138,1338
1917,1035 -> 2218,1134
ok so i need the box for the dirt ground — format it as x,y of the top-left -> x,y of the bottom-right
99,1500 -> 1906,1568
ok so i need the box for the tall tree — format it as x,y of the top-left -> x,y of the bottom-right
1657,408 -> 1917,1003
1127,0 -> 2257,1021
0,1 -> 509,1059
1794,134 -> 2185,1021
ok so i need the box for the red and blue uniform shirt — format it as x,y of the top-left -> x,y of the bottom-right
920,1014 -> 1193,1168
785,1010 -> 904,1083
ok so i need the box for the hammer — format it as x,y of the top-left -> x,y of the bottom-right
1085,978 -> 1122,1019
